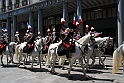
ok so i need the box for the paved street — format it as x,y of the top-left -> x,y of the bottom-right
0,55 -> 124,83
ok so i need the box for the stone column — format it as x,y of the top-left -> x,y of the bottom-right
12,0 -> 16,9
117,0 -> 124,46
63,2 -> 68,27
7,17 -> 11,42
38,9 -> 43,36
0,0 -> 3,13
6,0 -> 9,11
29,11 -> 34,33
77,0 -> 83,35
12,15 -> 17,41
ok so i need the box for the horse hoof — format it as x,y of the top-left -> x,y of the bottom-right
68,75 -> 73,78
17,64 -> 20,67
54,72 -> 58,75
1,64 -> 4,66
24,66 -> 27,69
49,70 -> 52,73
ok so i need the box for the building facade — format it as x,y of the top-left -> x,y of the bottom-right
0,0 -> 123,47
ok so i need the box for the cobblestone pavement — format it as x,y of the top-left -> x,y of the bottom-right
0,55 -> 124,83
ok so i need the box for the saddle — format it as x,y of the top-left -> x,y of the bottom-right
62,41 -> 75,53
23,43 -> 34,53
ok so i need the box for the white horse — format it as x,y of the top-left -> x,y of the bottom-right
0,35 -> 18,66
46,33 -> 95,78
15,37 -> 45,70
0,41 -> 18,66
88,37 -> 113,68
112,44 -> 124,74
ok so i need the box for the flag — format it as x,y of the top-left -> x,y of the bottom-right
78,14 -> 83,25
73,13 -> 76,25
27,22 -> 32,30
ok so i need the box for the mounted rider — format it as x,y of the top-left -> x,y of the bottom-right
23,23 -> 35,53
14,31 -> 20,44
51,28 -> 58,43
45,28 -> 52,49
36,31 -> 41,40
57,18 -> 75,58
0,28 -> 8,52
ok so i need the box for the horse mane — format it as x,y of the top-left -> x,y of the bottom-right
77,33 -> 91,44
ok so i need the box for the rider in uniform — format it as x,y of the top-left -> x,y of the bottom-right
36,31 -> 41,40
45,28 -> 52,50
0,28 -> 8,51
24,26 -> 35,53
51,28 -> 58,43
14,31 -> 20,44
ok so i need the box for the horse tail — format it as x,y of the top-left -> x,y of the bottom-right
15,44 -> 20,61
112,49 -> 123,74
45,47 -> 51,67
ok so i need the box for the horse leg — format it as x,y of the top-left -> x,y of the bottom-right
1,54 -> 4,66
80,57 -> 88,79
90,55 -> 95,68
23,55 -> 27,68
6,54 -> 9,66
85,54 -> 90,71
51,55 -> 58,74
31,56 -> 35,70
97,51 -> 106,68
38,53 -> 42,71
68,58 -> 73,78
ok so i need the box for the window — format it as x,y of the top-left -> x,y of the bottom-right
69,14 -> 73,23
103,9 -> 107,18
87,12 -> 90,20
91,11 -> 94,20
83,12 -> 86,21
112,7 -> 116,17
108,8 -> 112,18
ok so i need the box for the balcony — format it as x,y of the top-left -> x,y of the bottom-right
22,0 -> 27,6
8,5 -> 12,10
1,7 -> 6,12
15,2 -> 19,8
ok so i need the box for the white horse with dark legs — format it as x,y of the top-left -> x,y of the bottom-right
15,37 -> 45,70
90,37 -> 113,67
46,33 -> 95,78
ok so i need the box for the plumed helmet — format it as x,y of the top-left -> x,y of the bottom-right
53,28 -> 56,32
61,18 -> 65,24
15,31 -> 19,36
47,28 -> 51,33
91,27 -> 94,30
76,22 -> 80,26
16,31 -> 19,34
38,31 -> 41,35
65,28 -> 70,34
86,25 -> 89,29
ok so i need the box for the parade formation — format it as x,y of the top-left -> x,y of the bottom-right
0,17 -> 121,80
